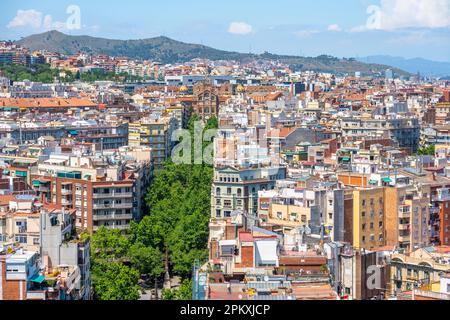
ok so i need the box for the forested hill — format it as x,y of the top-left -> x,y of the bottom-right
15,30 -> 409,76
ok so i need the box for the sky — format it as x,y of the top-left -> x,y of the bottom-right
1,0 -> 450,62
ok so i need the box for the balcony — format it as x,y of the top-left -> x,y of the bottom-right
93,203 -> 111,209
399,234 -> 411,242
15,226 -> 27,234
93,202 -> 133,210
399,224 -> 411,231
93,224 -> 130,231
398,207 -> 411,218
61,199 -> 72,206
110,224 -> 129,230
60,189 -> 72,196
112,203 -> 133,209
93,192 -> 133,199
93,214 -> 133,221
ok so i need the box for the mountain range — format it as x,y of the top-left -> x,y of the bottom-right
357,55 -> 450,78
15,30 -> 410,76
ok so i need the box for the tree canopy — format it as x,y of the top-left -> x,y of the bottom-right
90,115 -> 217,300
417,145 -> 435,156
92,262 -> 141,300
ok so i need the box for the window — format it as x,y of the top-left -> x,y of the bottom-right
216,210 -> 221,217
362,200 -> 366,207
277,212 -> 283,219
15,235 -> 27,244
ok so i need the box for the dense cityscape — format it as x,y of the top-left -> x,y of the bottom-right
1,25 -> 450,302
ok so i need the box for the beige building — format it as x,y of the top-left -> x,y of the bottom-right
0,195 -> 41,252
352,187 -> 386,250
384,184 -> 430,253
390,247 -> 450,296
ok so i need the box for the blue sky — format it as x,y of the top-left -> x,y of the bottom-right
1,0 -> 450,62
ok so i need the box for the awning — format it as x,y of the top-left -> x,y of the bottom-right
369,180 -> 378,185
69,130 -> 78,135
29,274 -> 45,284
382,177 -> 392,183
341,157 -> 350,161
15,171 -> 28,177
32,180 -> 41,187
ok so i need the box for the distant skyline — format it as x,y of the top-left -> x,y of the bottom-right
1,0 -> 450,62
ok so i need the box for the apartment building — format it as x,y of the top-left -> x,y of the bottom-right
432,188 -> 450,246
30,149 -> 153,233
390,247 -> 450,296
257,181 -> 345,241
40,208 -> 91,300
340,117 -> 420,153
352,187 -> 386,250
0,195 -> 41,252
211,165 -> 287,221
337,245 -> 390,300
384,184 -> 431,252
0,249 -> 40,300
128,116 -> 178,168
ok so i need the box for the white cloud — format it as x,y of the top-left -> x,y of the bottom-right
327,24 -> 342,32
366,0 -> 450,31
294,30 -> 319,38
7,9 -> 43,29
228,22 -> 253,35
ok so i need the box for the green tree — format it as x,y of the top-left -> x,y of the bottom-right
162,279 -> 193,300
92,263 -> 141,300
128,242 -> 164,278
417,145 -> 435,156
144,115 -> 218,279
91,226 -> 129,262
